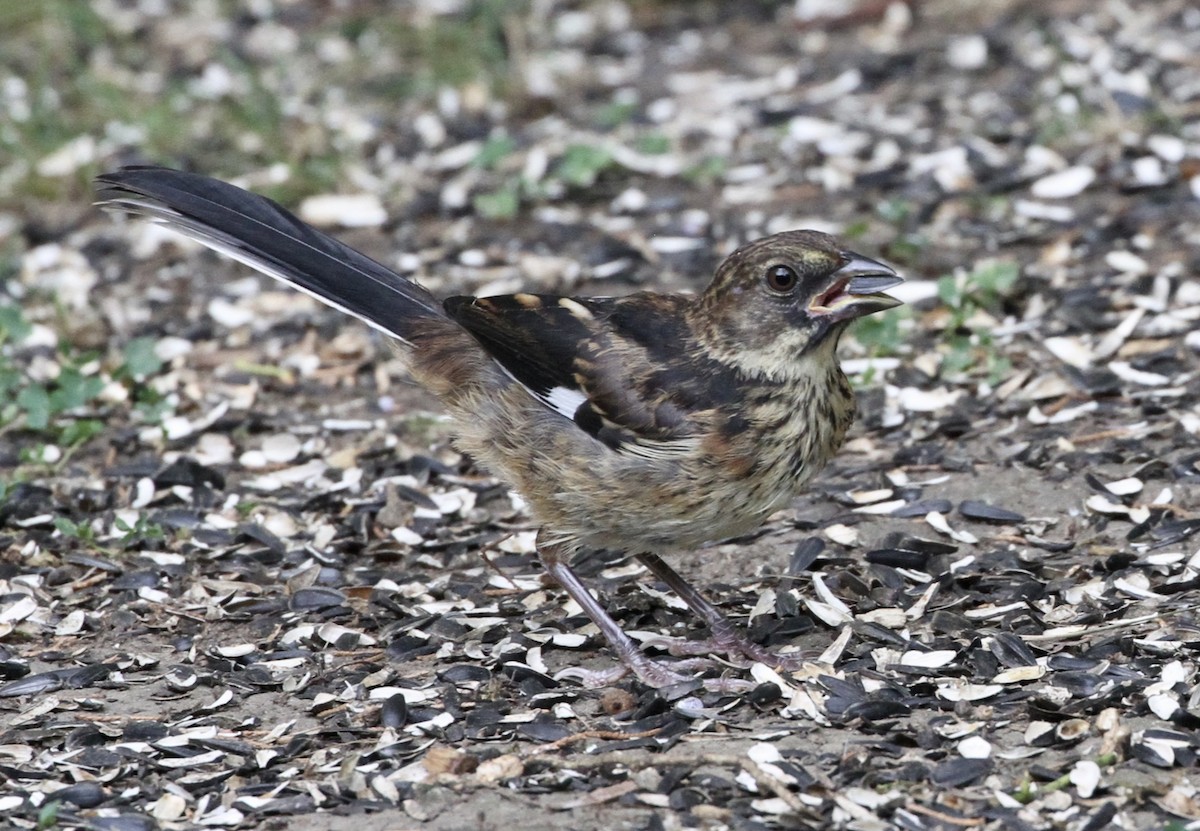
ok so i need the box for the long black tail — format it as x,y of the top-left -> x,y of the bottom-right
95,166 -> 445,343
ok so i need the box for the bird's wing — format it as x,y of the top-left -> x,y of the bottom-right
444,292 -> 741,457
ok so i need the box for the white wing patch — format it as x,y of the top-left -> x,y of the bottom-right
543,386 -> 589,420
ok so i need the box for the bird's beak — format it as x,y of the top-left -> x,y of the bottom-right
808,253 -> 904,320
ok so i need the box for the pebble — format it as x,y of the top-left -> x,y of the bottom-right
894,385 -> 962,412
958,736 -> 992,759
1104,477 -> 1142,496
1105,250 -> 1148,274
154,336 -> 193,362
946,35 -> 988,70
1146,134 -> 1185,163
1031,165 -> 1095,198
207,297 -> 256,328
1042,335 -> 1093,368
261,433 -> 302,464
298,193 -> 387,228
1131,155 -> 1168,187
1014,199 -> 1075,222
21,244 -> 98,309
37,135 -> 98,177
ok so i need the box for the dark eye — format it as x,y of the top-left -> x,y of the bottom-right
765,264 -> 799,293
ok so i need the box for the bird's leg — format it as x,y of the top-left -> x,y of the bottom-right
636,551 -> 804,670
538,542 -> 750,692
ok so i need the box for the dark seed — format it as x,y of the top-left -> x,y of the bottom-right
889,499 -> 954,518
600,688 -> 637,715
930,757 -> 991,787
1130,738 -> 1175,768
989,633 -> 1039,668
55,781 -> 107,808
847,274 -> 904,294
236,523 -> 286,555
960,500 -> 1025,523
89,815 -> 160,831
519,720 -> 573,742
154,456 -> 225,490
787,538 -> 825,574
123,721 -> 170,741
747,682 -> 782,706
842,699 -> 912,721
288,587 -> 347,611
880,533 -> 959,556
865,548 -> 931,569
0,659 -> 30,680
380,693 -> 408,729
0,671 -> 64,697
438,664 -> 492,684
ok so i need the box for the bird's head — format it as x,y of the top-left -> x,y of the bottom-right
690,230 -> 902,378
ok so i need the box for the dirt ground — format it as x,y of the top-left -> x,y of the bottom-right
2,1 -> 1199,829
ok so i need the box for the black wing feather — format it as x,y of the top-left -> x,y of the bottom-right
446,292 -> 743,455
95,166 -> 443,343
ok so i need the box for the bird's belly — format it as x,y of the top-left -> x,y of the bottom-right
522,443 -> 815,552
454,374 -> 853,554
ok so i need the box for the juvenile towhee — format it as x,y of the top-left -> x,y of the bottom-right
96,167 -> 902,690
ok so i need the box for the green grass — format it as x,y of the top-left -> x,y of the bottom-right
936,260 -> 1020,384
0,0 -> 524,207
0,302 -> 170,478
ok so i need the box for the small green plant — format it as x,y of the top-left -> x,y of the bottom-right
235,500 -> 260,519
473,134 -> 518,170
36,799 -> 60,830
53,511 -> 165,554
876,198 -> 913,225
473,181 -> 522,219
0,303 -> 172,460
53,515 -> 98,545
937,260 -> 1020,383
471,138 -> 638,220
553,143 -> 614,188
114,512 -> 166,545
633,133 -> 670,155
852,307 -> 908,357
683,155 -> 727,185
884,233 -> 928,266
849,306 -> 910,385
596,101 -> 637,129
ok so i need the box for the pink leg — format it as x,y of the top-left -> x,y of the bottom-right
538,543 -> 753,692
636,552 -> 804,669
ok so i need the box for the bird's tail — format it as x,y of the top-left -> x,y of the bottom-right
94,166 -> 446,343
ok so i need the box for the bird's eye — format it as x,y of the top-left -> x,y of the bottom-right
765,264 -> 799,293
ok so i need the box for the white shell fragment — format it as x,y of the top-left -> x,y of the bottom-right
261,433 -> 303,464
993,665 -> 1046,684
1104,477 -> 1143,496
1069,760 -> 1101,798
900,650 -> 957,669
298,193 -> 387,227
958,736 -> 992,759
1030,165 -> 1095,198
823,524 -> 859,546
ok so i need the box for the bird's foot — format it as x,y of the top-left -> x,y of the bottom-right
645,631 -> 806,672
555,653 -> 754,693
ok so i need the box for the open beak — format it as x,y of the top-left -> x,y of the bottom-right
808,252 -> 904,320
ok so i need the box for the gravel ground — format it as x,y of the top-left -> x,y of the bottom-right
1,1 -> 1199,829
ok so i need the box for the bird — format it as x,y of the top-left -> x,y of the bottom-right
95,166 -> 903,691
